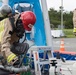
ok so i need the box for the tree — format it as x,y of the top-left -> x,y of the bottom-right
48,8 -> 73,29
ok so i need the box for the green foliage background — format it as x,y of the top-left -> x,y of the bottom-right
63,29 -> 76,38
48,8 -> 73,29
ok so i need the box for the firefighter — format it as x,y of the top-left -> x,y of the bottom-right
0,10 -> 36,66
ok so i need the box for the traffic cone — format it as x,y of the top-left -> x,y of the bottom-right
60,38 -> 65,51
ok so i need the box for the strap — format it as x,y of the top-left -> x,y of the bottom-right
9,16 -> 15,35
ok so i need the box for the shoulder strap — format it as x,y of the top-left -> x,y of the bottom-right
9,16 -> 15,35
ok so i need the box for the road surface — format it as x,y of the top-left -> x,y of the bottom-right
53,38 -> 76,52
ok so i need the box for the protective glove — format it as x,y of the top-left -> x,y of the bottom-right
73,28 -> 76,36
11,42 -> 29,55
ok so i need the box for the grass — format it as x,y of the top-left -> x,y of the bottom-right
63,29 -> 76,38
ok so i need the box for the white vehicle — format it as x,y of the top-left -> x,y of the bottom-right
51,30 -> 65,38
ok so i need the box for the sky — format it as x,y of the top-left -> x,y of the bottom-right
0,0 -> 76,12
46,0 -> 76,11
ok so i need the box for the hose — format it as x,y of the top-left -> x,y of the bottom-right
0,65 -> 30,73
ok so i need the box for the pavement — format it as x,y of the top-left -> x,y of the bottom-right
53,38 -> 76,52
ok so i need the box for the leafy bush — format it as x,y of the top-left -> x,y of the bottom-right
63,29 -> 76,38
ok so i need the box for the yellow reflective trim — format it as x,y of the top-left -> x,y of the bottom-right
0,19 -> 5,42
73,28 -> 76,32
7,53 -> 14,61
7,53 -> 16,63
0,19 -> 5,31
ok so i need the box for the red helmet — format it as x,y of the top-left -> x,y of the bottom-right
21,11 -> 36,31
